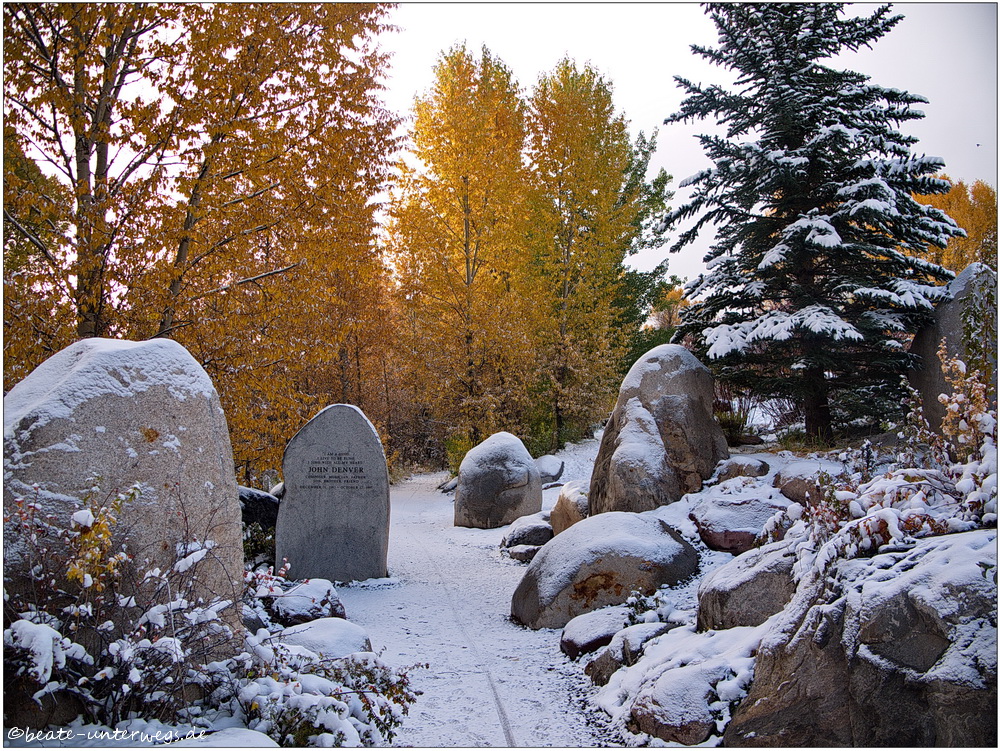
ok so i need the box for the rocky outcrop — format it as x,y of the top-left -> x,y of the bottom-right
510,511 -> 698,629
725,529 -> 997,747
908,262 -> 997,430
696,540 -> 796,631
455,432 -> 542,528
589,345 -> 728,516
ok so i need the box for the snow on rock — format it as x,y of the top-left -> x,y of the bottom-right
511,511 -> 699,629
3,338 -> 244,647
773,457 -> 845,503
696,539 -> 797,630
550,483 -> 588,535
238,485 -> 280,531
584,622 -> 678,687
713,457 -> 770,483
597,617 -> 772,745
277,618 -> 372,659
559,605 -> 630,660
500,511 -> 553,548
535,454 -> 565,483
690,491 -> 790,554
455,432 -> 542,529
725,528 -> 998,746
166,728 -> 279,747
264,578 -> 347,625
589,344 -> 728,516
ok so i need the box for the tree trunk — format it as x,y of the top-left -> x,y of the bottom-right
802,368 -> 832,444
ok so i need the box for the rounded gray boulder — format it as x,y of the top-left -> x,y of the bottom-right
455,432 -> 542,528
511,511 -> 699,629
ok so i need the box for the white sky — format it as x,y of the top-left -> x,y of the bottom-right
376,2 -> 999,281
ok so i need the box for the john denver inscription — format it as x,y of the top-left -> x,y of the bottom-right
276,405 -> 390,581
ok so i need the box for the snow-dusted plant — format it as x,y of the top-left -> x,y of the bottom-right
3,484 -> 236,725
664,3 -> 963,442
203,635 -> 421,747
760,345 -> 996,578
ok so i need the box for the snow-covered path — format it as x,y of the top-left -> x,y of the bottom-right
338,464 -> 615,747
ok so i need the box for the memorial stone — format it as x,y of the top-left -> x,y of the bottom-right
276,405 -> 389,582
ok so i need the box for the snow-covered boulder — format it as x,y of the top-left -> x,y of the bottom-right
909,262 -> 998,430
240,485 -> 281,530
507,544 -> 540,563
773,458 -> 842,504
510,512 -> 699,629
550,483 -> 588,535
265,578 -> 347,625
585,622 -> 676,686
278,617 -> 372,659
501,510 -> 552,548
535,454 -> 565,483
714,457 -> 770,483
269,480 -> 285,499
689,495 -> 789,554
560,605 -> 629,659
455,432 -> 542,528
725,529 -> 998,746
589,345 -> 729,515
696,539 -> 797,630
3,338 -> 243,642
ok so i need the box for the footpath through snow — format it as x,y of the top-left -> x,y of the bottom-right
338,441 -> 617,747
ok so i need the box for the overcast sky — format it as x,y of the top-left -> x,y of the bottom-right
376,2 -> 998,281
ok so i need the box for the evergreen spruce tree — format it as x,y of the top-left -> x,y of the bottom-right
666,3 -> 963,442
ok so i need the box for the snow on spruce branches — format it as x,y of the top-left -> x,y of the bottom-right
664,3 -> 964,440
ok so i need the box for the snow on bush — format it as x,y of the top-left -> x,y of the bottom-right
4,486 -> 419,746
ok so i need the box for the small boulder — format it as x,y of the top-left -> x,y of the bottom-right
772,459 -> 841,504
455,432 -> 542,529
264,578 -> 347,626
438,476 -> 459,492
629,663 -> 718,745
589,345 -> 729,516
501,511 -> 553,548
696,539 -> 797,631
689,495 -> 789,554
511,512 -> 699,629
585,622 -> 676,685
278,617 -> 371,659
507,545 -> 541,563
269,481 -> 285,499
714,457 -> 770,484
239,485 -> 281,530
535,454 -> 565,483
560,605 -> 629,659
550,483 -> 588,535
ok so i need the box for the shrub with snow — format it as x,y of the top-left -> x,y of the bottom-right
3,487 -> 420,746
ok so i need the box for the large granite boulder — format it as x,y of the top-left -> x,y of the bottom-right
908,262 -> 998,430
455,432 -> 542,528
511,511 -> 699,629
3,339 -> 244,641
696,539 -> 797,631
589,345 -> 728,516
725,529 -> 997,747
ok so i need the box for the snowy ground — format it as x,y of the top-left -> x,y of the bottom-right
337,436 -> 621,747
